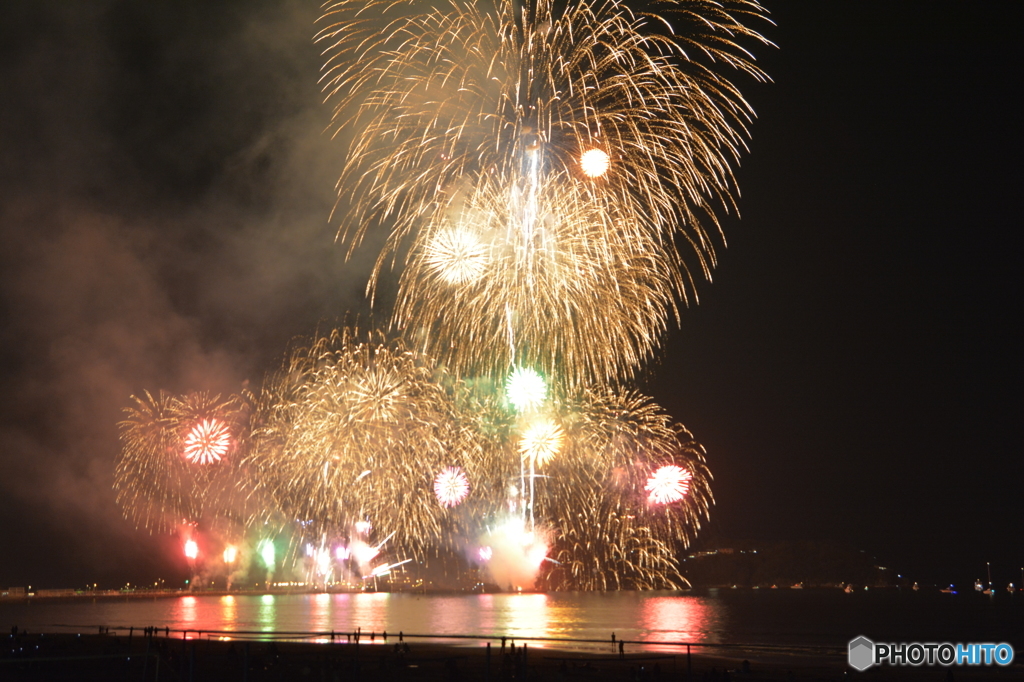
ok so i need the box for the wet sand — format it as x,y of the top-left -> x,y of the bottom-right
2,630 -> 1020,681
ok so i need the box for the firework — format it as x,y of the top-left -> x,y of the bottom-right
111,0 -> 754,591
533,388 -> 713,590
258,539 -> 276,569
317,0 -> 770,387
223,546 -> 238,564
478,516 -> 551,590
114,391 -> 249,533
506,367 -> 548,413
183,418 -> 232,465
645,465 -> 693,504
424,226 -> 489,285
393,170 -> 687,388
434,466 -> 471,507
579,149 -> 610,178
431,383 -> 713,589
244,328 -> 474,558
518,417 -> 564,467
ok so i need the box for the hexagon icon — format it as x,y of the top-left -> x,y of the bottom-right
848,636 -> 875,671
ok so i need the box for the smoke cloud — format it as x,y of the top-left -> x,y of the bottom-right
477,520 -> 550,591
0,1 -> 375,587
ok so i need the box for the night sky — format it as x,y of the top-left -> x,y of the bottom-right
1,1 -> 1020,590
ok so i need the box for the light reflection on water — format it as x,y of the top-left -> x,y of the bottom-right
4,590 -> 1018,650
220,595 -> 236,624
639,595 -> 723,650
153,591 -> 720,648
258,594 -> 276,632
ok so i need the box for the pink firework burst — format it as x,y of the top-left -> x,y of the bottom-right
434,466 -> 470,507
645,465 -> 692,504
183,418 -> 231,465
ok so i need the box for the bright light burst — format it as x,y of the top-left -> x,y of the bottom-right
424,227 -> 489,284
183,418 -> 232,465
223,546 -> 238,564
184,540 -> 199,560
518,418 -> 564,467
579,149 -> 610,178
315,547 -> 332,575
258,539 -> 275,569
352,541 -> 380,567
434,466 -> 470,507
645,465 -> 693,504
506,367 -> 547,413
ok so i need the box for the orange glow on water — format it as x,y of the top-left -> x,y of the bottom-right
638,596 -> 718,648
179,596 -> 198,631
502,593 -> 552,642
220,595 -> 236,626
150,593 -> 724,650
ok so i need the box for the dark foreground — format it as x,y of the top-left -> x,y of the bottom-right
2,630 -> 1021,681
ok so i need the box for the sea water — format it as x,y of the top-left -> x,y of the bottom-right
1,589 -> 1020,653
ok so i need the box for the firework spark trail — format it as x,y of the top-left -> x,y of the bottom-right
395,174 -> 686,389
533,388 -> 713,590
115,391 -> 250,533
244,329 -> 481,560
317,0 -> 771,388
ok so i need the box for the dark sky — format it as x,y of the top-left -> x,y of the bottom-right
1,1 -> 1020,589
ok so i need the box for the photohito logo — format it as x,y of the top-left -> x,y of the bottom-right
848,636 -> 1014,671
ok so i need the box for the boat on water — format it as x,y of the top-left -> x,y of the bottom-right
981,562 -> 996,594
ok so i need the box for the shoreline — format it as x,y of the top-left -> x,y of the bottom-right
0,583 -> 977,603
3,630 -> 1021,681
